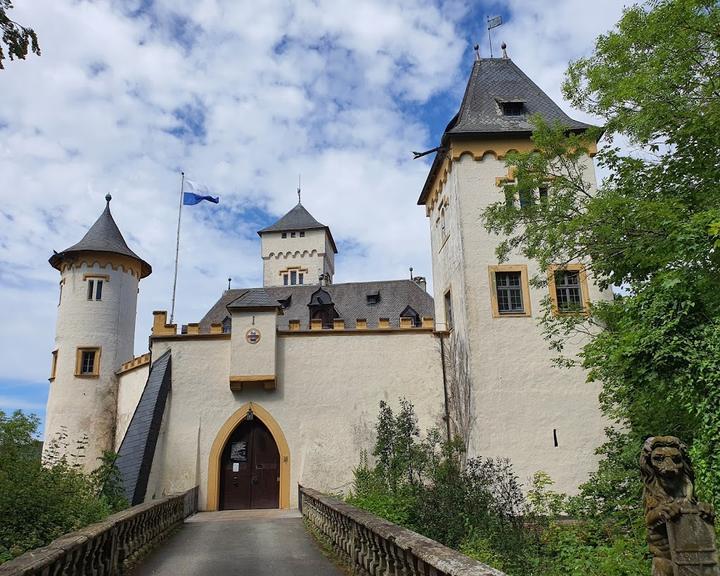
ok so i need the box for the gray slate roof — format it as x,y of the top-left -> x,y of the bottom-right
228,288 -> 282,310
447,58 -> 592,136
49,197 -> 152,277
257,202 -> 338,253
199,280 -> 434,331
418,58 -> 596,206
115,350 -> 171,505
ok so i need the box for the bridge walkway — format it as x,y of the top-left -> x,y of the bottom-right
128,509 -> 345,576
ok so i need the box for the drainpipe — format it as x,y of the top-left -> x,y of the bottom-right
439,334 -> 451,443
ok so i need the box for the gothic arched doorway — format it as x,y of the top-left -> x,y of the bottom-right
207,403 -> 290,511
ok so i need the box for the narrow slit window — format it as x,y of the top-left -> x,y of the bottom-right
95,280 -> 103,300
553,429 -> 559,447
444,290 -> 453,330
87,279 -> 94,300
298,273 -> 304,285
283,273 -> 289,286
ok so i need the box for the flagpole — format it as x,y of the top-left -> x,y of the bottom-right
170,171 -> 184,324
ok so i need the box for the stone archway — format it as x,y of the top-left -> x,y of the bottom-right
207,403 -> 290,510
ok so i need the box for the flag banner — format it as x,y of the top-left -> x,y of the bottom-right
487,15 -> 502,29
183,179 -> 219,205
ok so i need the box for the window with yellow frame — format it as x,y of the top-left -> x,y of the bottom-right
547,264 -> 591,315
50,350 -> 58,381
75,347 -> 101,377
488,264 -> 532,318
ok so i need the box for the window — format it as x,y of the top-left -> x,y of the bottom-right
366,292 -> 380,305
299,231 -> 305,237
86,278 -> 104,301
75,347 -> 100,377
50,350 -> 58,380
548,264 -> 590,315
58,280 -> 64,306
444,290 -> 453,330
281,268 -> 307,286
222,316 -> 232,334
290,232 -> 296,238
499,101 -> 525,116
298,272 -> 304,285
281,232 -> 287,238
400,306 -> 421,327
489,265 -> 532,318
496,272 -> 524,313
290,270 -> 297,285
539,186 -> 549,203
283,273 -> 289,285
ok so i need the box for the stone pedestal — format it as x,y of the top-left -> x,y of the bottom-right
668,506 -> 720,575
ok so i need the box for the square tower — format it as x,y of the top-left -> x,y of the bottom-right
419,56 -> 611,493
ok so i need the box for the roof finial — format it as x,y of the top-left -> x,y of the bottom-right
409,266 -> 414,280
501,42 -> 508,59
105,193 -> 112,205
473,44 -> 480,61
297,174 -> 301,204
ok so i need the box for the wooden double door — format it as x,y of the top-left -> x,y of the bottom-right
220,419 -> 280,510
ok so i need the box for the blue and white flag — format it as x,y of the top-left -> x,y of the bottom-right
183,179 -> 219,205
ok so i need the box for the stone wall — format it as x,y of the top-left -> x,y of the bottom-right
300,486 -> 506,576
0,487 -> 198,576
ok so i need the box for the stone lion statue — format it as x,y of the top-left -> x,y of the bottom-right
641,436 -> 714,576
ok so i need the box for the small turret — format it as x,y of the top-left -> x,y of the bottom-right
258,201 -> 337,287
44,195 -> 151,470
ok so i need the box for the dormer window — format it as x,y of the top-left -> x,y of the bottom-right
400,305 -> 421,327
278,295 -> 292,309
366,292 -> 380,305
499,100 -> 525,116
222,316 -> 232,334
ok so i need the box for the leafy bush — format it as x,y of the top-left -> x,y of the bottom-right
0,410 -> 127,564
348,400 -> 651,576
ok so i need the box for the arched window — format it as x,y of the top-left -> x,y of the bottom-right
308,288 -> 339,329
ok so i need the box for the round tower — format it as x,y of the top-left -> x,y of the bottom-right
44,195 -> 151,471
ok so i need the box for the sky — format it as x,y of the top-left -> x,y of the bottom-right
0,0 -> 632,434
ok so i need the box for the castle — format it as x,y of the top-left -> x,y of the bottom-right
44,54 -> 610,510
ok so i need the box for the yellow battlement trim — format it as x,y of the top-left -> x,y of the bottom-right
117,353 -> 151,376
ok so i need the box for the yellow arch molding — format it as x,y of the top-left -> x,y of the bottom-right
206,402 -> 291,510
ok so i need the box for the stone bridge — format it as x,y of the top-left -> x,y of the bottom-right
0,486 -> 505,576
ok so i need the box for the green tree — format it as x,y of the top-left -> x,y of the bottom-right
482,0 -> 720,507
1,0 -> 40,69
0,411 -> 127,564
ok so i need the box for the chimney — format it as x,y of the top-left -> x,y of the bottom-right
412,276 -> 427,292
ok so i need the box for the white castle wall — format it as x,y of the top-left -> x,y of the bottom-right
144,331 -> 444,509
261,228 -> 335,286
44,259 -> 138,469
115,363 -> 150,449
428,150 -> 611,492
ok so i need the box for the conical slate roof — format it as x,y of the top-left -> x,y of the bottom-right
446,58 -> 592,136
258,202 -> 338,253
49,195 -> 152,278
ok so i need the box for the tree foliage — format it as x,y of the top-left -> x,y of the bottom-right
0,0 -> 40,69
0,411 -> 127,564
482,0 -> 720,508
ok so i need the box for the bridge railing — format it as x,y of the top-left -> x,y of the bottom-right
0,486 -> 198,576
299,485 -> 507,576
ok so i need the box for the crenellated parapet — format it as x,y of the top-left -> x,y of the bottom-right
116,353 -> 151,375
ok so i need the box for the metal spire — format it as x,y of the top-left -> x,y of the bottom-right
297,174 -> 302,204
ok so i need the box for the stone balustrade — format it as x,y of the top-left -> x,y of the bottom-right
0,487 -> 198,576
299,486 -> 506,576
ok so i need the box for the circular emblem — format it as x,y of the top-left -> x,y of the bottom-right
245,328 -> 261,344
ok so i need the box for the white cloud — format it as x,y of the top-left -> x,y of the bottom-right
0,0 -> 629,401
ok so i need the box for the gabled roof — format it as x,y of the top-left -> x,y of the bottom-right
446,58 -> 592,136
258,202 -> 338,253
418,58 -> 597,206
227,288 -> 282,311
49,195 -> 152,277
199,280 -> 434,332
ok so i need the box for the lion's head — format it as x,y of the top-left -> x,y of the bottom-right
640,436 -> 695,505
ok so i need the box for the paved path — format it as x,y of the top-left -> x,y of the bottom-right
129,510 -> 344,576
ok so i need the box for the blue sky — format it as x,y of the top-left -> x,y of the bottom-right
0,0 -> 631,437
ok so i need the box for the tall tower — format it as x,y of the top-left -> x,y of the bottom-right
45,195 -> 151,470
258,201 -> 337,287
418,55 -> 609,492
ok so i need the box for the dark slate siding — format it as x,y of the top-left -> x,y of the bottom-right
116,350 -> 171,505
